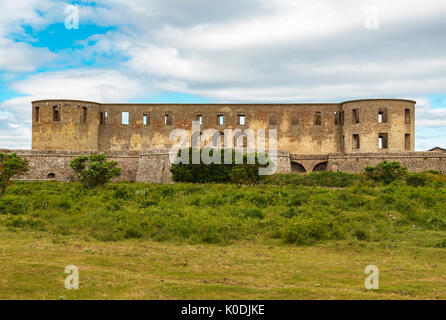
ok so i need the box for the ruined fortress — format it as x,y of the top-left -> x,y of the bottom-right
3,98 -> 446,182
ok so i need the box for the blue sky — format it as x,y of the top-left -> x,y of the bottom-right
1,0 -> 446,150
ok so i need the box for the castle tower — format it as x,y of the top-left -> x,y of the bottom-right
341,99 -> 415,153
32,100 -> 101,151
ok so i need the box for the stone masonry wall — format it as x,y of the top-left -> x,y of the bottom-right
327,152 -> 446,173
1,150 -> 140,182
2,149 -> 446,184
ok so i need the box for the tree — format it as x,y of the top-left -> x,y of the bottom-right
0,153 -> 29,201
70,154 -> 121,189
364,160 -> 407,184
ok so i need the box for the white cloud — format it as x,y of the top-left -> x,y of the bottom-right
14,69 -> 145,101
2,0 -> 446,149
0,69 -> 149,148
415,99 -> 446,128
0,0 -> 67,72
156,2 -> 357,51
0,38 -> 55,72
69,0 -> 446,103
0,0 -> 56,36
4,69 -> 147,115
0,112 -> 31,149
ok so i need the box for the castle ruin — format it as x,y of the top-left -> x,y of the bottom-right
3,98 -> 446,183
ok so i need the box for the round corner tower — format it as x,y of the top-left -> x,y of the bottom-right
340,99 -> 415,153
31,99 -> 101,151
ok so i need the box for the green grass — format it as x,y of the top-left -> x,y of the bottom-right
1,179 -> 446,245
1,229 -> 446,299
1,176 -> 446,299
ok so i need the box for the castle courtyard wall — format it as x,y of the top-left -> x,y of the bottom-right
327,152 -> 446,173
3,149 -> 446,184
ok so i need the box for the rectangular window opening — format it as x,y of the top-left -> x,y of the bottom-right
405,109 -> 411,124
405,134 -> 411,150
314,111 -> 322,126
237,114 -> 246,126
195,114 -> 202,125
35,107 -> 40,122
379,133 -> 388,149
81,107 -> 87,124
165,113 -> 173,126
122,112 -> 129,125
291,111 -> 299,126
353,134 -> 360,150
53,106 -> 61,122
378,109 -> 388,123
143,114 -> 150,126
268,112 -> 278,126
216,114 -> 224,126
352,109 -> 360,124
334,112 -> 339,125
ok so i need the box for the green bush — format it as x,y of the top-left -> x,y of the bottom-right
406,173 -> 429,187
435,239 -> 446,248
171,148 -> 233,183
0,153 -> 29,201
364,161 -> 407,184
354,229 -> 370,241
283,217 -> 339,245
70,154 -> 122,189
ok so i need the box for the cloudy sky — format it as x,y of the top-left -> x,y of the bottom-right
0,0 -> 445,150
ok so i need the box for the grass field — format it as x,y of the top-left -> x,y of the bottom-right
1,174 -> 446,299
1,229 -> 446,299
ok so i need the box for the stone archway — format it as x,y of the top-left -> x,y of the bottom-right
291,162 -> 307,173
313,161 -> 328,172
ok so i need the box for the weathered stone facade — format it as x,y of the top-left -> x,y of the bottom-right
3,98 -> 444,183
31,98 -> 415,154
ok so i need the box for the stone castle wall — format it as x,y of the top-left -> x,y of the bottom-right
1,149 -> 292,183
31,99 -> 416,155
1,150 -> 141,182
3,149 -> 445,184
327,152 -> 446,173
